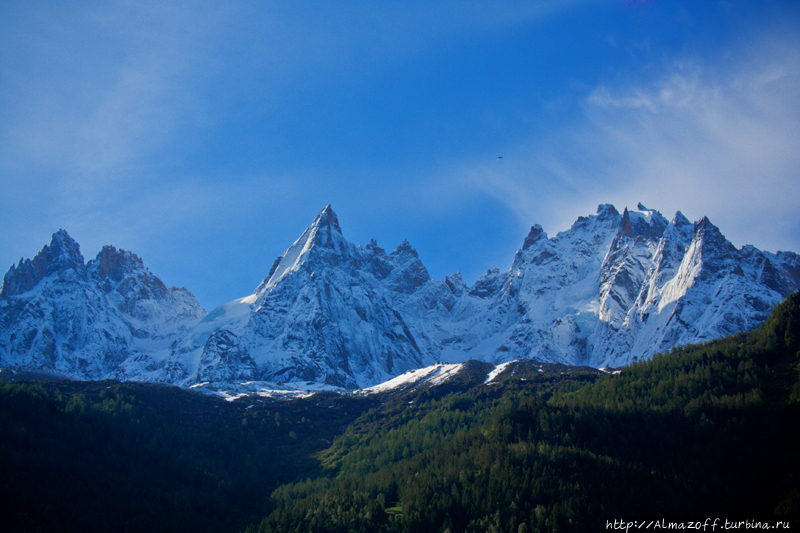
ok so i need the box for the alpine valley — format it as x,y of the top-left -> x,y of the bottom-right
1,204 -> 799,392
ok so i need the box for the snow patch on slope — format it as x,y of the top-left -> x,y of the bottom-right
485,361 -> 514,383
358,363 -> 464,395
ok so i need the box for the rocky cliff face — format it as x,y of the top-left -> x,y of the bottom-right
2,204 -> 798,388
0,231 -> 206,380
404,204 -> 799,369
171,206 -> 428,388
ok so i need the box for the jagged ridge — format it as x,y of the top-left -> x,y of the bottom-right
2,203 -> 799,390
0,231 -> 205,381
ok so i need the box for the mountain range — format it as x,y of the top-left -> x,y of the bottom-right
2,203 -> 798,390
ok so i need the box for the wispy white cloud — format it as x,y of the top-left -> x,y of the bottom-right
464,28 -> 800,253
2,2 -> 211,199
585,41 -> 800,248
587,72 -> 698,112
1,0 -> 594,207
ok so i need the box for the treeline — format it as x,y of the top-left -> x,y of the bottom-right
249,293 -> 800,533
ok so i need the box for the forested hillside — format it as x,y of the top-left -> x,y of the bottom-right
250,293 -> 800,532
2,293 -> 799,532
0,379 -> 377,532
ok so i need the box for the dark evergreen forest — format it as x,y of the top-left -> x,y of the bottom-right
2,293 -> 799,532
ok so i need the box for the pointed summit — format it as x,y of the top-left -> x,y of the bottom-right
318,204 -> 340,227
445,271 -> 466,295
89,245 -> 145,283
672,211 -> 692,229
302,204 -> 346,251
387,239 -> 430,293
619,207 -> 634,238
1,230 -> 85,297
692,216 -> 736,255
312,204 -> 343,241
391,239 -> 419,259
43,229 -> 85,273
256,205 -> 352,292
522,224 -> 547,250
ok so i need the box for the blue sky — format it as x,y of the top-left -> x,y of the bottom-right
2,0 -> 799,310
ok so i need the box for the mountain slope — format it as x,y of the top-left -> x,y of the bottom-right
247,292 -> 800,533
171,206 -> 429,388
1,203 -> 798,389
402,203 -> 799,369
0,231 -> 206,380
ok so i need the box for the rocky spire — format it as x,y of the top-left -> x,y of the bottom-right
256,205 -> 352,293
522,224 -> 547,250
1,230 -> 85,297
618,205 -> 669,240
40,229 -> 85,274
307,204 -> 343,248
90,246 -> 145,283
596,204 -> 620,219
387,239 -> 430,293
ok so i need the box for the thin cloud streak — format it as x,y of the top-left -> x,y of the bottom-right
1,0 -> 592,213
585,42 -> 800,251
466,30 -> 800,254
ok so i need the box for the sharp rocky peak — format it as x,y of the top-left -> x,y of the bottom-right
89,245 -> 145,282
522,224 -> 547,250
596,204 -> 620,219
693,216 -> 728,242
41,229 -> 85,271
295,204 -> 351,258
619,205 -> 668,240
690,216 -> 737,255
308,204 -> 343,245
672,211 -> 692,228
445,271 -> 466,295
385,239 -> 430,293
366,238 -> 385,254
1,229 -> 85,297
255,205 -> 353,293
390,239 -> 419,259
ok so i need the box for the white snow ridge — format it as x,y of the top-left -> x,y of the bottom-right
1,203 -> 799,393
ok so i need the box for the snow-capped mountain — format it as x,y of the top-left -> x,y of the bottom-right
404,203 -> 799,368
2,203 -> 798,390
0,230 -> 205,380
171,205 -> 429,388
